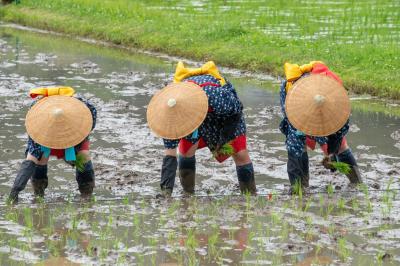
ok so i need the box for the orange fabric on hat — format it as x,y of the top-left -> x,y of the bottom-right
311,63 -> 342,85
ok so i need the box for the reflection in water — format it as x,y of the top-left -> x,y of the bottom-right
0,27 -> 399,265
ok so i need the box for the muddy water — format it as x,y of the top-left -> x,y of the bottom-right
0,27 -> 399,265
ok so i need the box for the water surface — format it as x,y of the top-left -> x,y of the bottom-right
0,27 -> 399,265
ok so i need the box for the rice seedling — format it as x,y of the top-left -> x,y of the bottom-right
304,222 -> 314,241
5,208 -> 18,223
376,250 -> 393,266
315,244 -> 322,255
326,184 -> 334,196
351,198 -> 359,211
337,237 -> 350,262
325,201 -> 335,218
207,229 -> 219,258
318,194 -> 325,215
280,222 -> 290,241
291,180 -> 303,199
117,253 -> 128,265
302,197 -> 312,212
0,177 -> 397,265
270,211 -> 281,226
330,162 -> 351,175
272,250 -> 283,266
382,177 -> 396,216
337,197 -> 346,214
122,195 -> 129,205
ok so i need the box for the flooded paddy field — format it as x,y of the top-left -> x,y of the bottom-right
0,27 -> 399,265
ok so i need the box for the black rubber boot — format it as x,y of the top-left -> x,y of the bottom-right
8,160 -> 37,203
301,152 -> 310,188
160,155 -> 177,196
178,155 -> 196,194
236,163 -> 256,195
76,160 -> 95,197
31,164 -> 48,198
337,149 -> 362,184
287,152 -> 309,194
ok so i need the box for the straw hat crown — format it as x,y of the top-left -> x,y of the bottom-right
147,82 -> 208,139
25,95 -> 93,149
285,75 -> 350,137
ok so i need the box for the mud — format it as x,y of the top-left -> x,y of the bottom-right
0,27 -> 399,265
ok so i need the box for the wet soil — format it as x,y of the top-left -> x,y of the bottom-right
0,26 -> 399,265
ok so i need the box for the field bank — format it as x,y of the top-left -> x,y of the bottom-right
0,0 -> 399,99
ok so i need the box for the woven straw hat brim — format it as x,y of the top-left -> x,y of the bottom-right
147,82 -> 208,139
285,75 -> 350,137
25,96 -> 93,149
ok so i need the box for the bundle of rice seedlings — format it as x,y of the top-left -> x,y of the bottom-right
330,161 -> 351,175
75,153 -> 86,172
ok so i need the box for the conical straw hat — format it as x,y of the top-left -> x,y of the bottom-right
147,82 -> 208,139
285,75 -> 350,137
25,95 -> 93,149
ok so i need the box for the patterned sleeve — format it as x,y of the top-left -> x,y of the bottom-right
76,97 -> 97,131
206,81 -> 242,116
315,137 -> 328,145
163,139 -> 180,149
326,120 -> 350,154
279,80 -> 287,116
336,121 -> 350,138
26,136 -> 43,160
309,121 -> 349,147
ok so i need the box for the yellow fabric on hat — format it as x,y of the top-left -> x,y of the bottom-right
29,86 -> 75,98
173,61 -> 226,86
284,61 -> 323,92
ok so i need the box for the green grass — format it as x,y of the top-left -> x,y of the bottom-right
0,0 -> 399,99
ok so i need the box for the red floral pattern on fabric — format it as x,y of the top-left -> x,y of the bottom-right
178,135 -> 247,163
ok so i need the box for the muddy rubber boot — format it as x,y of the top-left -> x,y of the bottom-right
300,152 -> 310,188
160,155 -> 177,197
76,160 -> 95,197
8,160 -> 37,203
346,166 -> 362,184
178,155 -> 196,194
236,163 -> 256,195
287,152 -> 309,195
31,164 -> 48,198
337,149 -> 363,184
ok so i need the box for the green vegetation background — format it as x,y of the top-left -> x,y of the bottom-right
0,0 -> 399,99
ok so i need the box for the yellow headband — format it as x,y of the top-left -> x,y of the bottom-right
30,86 -> 75,98
284,61 -> 323,91
174,61 -> 226,86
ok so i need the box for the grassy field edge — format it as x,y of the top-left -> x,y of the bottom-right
0,5 -> 399,100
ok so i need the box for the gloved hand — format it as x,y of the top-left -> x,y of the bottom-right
322,155 -> 337,172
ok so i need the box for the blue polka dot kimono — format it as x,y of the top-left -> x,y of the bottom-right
163,74 -> 246,152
